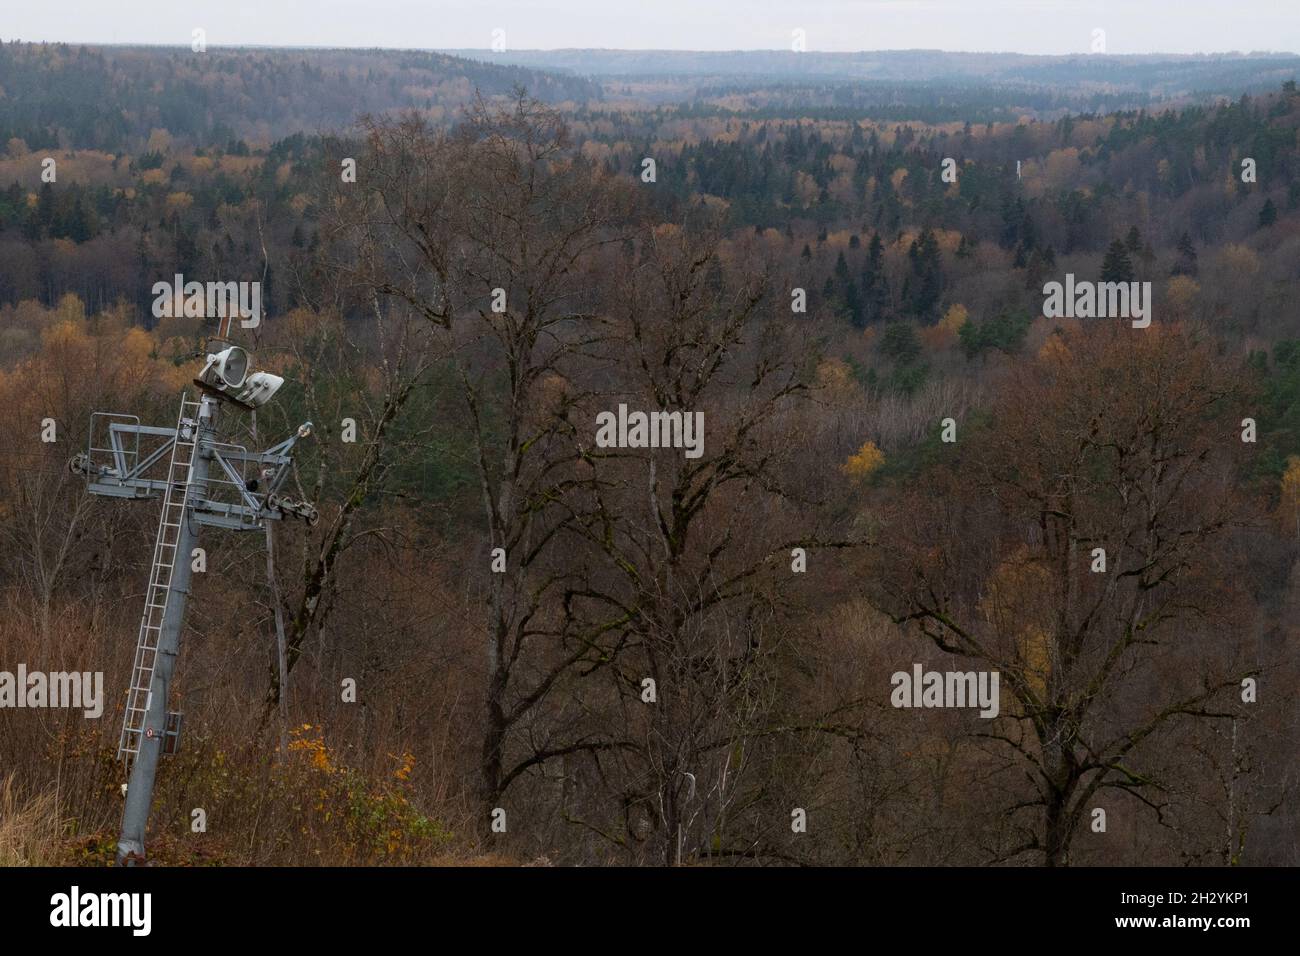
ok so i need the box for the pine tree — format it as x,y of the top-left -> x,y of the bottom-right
834,250 -> 850,282
1259,198 -> 1278,228
65,195 -> 93,243
844,279 -> 864,328
36,181 -> 55,234
1101,240 -> 1135,283
905,227 -> 943,322
862,233 -> 890,325
1172,232 -> 1198,277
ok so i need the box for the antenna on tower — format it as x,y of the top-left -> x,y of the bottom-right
71,341 -> 315,865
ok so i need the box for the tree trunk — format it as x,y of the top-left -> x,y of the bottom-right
1043,793 -> 1071,867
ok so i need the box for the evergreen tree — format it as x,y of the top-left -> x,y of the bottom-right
879,321 -> 921,364
1260,198 -> 1278,228
1172,232 -> 1198,277
834,250 -> 850,283
1101,240 -> 1135,283
862,233 -> 890,325
36,181 -> 55,235
843,279 -> 864,328
999,194 -> 1024,249
904,227 -> 943,321
65,194 -> 94,243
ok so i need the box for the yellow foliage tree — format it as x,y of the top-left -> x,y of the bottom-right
981,547 -> 1055,706
1017,626 -> 1052,703
843,440 -> 885,481
939,303 -> 968,335
816,358 -> 858,404
1042,147 -> 1082,192
1037,334 -> 1071,364
145,128 -> 172,155
1220,243 -> 1259,277
54,292 -> 85,326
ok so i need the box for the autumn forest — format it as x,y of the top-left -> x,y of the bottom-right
1,39 -> 1299,870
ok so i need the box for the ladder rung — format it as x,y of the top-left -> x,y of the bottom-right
122,395 -> 197,769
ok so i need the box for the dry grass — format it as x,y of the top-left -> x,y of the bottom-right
0,774 -> 63,866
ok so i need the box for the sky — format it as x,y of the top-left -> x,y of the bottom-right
4,1 -> 1299,56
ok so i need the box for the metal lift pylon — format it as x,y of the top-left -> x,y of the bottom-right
71,341 -> 316,865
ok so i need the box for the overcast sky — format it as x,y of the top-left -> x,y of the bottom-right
5,1 -> 1298,55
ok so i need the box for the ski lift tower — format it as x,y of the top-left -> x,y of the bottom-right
70,340 -> 317,865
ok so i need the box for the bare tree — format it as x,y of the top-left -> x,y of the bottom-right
874,325 -> 1260,865
354,91 -> 646,824
554,222 -> 856,864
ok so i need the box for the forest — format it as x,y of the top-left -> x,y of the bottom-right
0,40 -> 1298,867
